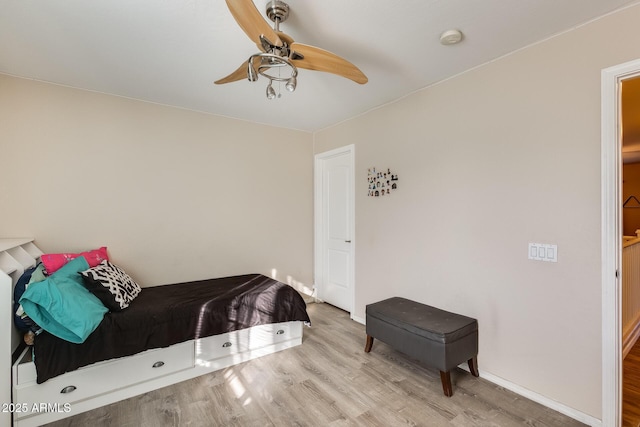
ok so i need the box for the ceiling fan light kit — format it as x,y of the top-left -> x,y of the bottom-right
215,0 -> 368,99
247,52 -> 299,98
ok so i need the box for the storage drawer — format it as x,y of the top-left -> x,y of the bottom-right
195,322 -> 301,362
196,330 -> 247,361
14,341 -> 194,414
243,322 -> 301,347
254,322 -> 300,343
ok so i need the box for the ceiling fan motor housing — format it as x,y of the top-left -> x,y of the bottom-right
266,0 -> 289,23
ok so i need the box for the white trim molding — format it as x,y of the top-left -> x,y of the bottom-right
351,314 -> 365,325
601,58 -> 640,427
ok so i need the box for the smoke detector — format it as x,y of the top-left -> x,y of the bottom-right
440,29 -> 463,45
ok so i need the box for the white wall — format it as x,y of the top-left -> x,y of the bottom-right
0,75 -> 314,292
314,3 -> 640,420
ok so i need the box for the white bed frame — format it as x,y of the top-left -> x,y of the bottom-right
1,239 -> 305,426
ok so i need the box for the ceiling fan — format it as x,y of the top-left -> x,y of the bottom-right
215,0 -> 368,99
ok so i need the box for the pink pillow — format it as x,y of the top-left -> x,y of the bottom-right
41,247 -> 109,275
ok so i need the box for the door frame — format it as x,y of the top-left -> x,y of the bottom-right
314,144 -> 355,317
602,58 -> 640,427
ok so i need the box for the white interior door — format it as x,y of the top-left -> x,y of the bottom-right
315,145 -> 354,313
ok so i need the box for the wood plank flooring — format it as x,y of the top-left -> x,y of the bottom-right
624,336 -> 640,427
45,303 -> 587,427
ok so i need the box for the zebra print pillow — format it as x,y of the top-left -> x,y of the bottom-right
80,260 -> 141,311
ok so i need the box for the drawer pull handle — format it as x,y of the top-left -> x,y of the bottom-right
222,341 -> 233,348
276,329 -> 285,335
60,385 -> 76,394
152,361 -> 165,368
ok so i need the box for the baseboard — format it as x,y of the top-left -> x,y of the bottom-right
351,314 -> 365,325
458,366 -> 602,427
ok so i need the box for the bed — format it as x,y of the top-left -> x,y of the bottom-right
1,239 -> 311,427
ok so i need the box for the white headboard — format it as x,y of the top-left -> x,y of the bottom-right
0,238 -> 43,425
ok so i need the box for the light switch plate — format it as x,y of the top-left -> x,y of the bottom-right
528,242 -> 558,262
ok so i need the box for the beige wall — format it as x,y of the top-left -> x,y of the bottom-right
4,2 -> 640,421
0,75 -> 314,292
314,4 -> 640,419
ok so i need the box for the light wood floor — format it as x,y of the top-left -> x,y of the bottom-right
46,303 -> 587,427
624,337 -> 640,427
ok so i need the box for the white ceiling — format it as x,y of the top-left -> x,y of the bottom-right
2,0 -> 639,132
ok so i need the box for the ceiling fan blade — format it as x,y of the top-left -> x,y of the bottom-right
225,0 -> 282,49
276,31 -> 295,46
214,57 -> 260,84
290,42 -> 368,84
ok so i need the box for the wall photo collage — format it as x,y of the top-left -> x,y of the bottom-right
367,167 -> 398,197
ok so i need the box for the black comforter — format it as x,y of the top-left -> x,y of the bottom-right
33,274 -> 311,383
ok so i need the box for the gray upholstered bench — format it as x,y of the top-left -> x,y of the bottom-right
364,297 -> 479,397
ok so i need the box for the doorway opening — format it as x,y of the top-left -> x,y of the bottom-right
602,59 -> 640,427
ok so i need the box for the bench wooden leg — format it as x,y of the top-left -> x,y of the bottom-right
468,356 -> 479,377
364,335 -> 374,353
440,371 -> 453,397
